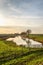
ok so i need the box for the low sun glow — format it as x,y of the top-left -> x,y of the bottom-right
0,14 -> 5,26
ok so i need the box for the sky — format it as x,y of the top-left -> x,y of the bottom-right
0,0 -> 43,34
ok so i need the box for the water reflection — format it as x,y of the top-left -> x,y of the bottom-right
6,36 -> 43,48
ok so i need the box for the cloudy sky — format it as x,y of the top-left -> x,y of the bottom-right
0,0 -> 43,33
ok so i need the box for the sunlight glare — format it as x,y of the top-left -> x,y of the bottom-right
0,15 -> 5,26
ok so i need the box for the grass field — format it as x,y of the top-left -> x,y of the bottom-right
0,37 -> 43,65
29,34 -> 43,43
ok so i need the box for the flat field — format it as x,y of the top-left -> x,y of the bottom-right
29,34 -> 43,43
0,38 -> 43,65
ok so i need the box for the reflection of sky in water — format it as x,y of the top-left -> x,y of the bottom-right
6,36 -> 43,48
6,36 -> 28,47
29,39 -> 42,48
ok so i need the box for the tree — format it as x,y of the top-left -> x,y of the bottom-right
20,32 -> 26,40
26,29 -> 31,35
26,29 -> 31,38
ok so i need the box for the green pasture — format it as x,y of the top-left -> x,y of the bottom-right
0,36 -> 43,65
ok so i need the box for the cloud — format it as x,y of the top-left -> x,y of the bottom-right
0,0 -> 43,16
0,0 -> 43,28
2,14 -> 42,27
0,0 -> 43,34
7,3 -> 22,14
